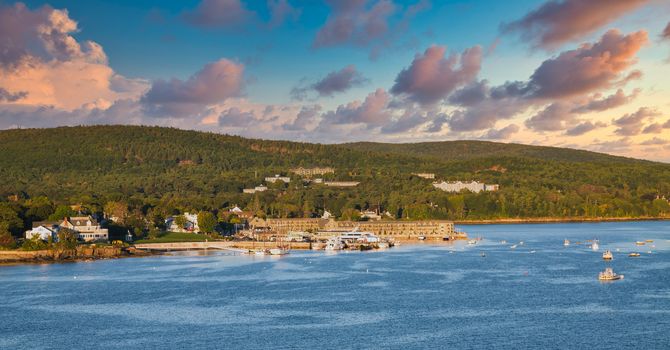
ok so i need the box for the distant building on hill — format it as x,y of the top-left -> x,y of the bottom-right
265,175 -> 291,183
323,181 -> 360,187
243,185 -> 268,194
432,181 -> 499,193
25,222 -> 59,241
413,173 -> 435,179
166,212 -> 199,233
291,167 -> 335,177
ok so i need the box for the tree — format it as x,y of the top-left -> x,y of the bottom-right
0,203 -> 23,236
48,205 -> 75,221
197,211 -> 217,234
55,228 -> 78,250
0,222 -> 16,249
21,234 -> 48,251
174,215 -> 187,230
104,201 -> 129,223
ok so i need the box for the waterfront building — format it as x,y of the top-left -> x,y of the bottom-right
291,167 -> 335,177
432,181 -> 499,193
265,175 -> 291,183
60,216 -> 109,242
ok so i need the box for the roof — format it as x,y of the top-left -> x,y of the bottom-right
32,221 -> 59,228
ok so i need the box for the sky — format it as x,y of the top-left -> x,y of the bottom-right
1,0 -> 670,162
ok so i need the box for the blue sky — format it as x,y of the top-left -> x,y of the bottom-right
1,0 -> 670,161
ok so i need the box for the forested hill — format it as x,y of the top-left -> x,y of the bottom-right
1,125 -> 670,228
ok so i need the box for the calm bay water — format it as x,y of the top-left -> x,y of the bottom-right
1,221 -> 669,349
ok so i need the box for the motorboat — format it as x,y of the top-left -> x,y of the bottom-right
418,235 -> 426,241
591,240 -> 599,251
339,228 -> 380,243
563,239 -> 570,246
645,239 -> 654,243
510,244 -> 517,249
628,252 -> 641,257
602,250 -> 613,260
598,267 -> 623,281
269,248 -> 289,255
254,249 -> 269,256
467,239 -> 478,245
635,241 -> 645,246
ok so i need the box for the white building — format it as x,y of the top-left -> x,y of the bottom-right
265,175 -> 291,183
243,185 -> 268,194
413,173 -> 436,179
166,212 -> 199,232
360,210 -> 382,221
60,216 -> 109,242
432,181 -> 499,193
25,222 -> 59,241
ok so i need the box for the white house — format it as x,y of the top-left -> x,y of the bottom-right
166,212 -> 199,232
265,175 -> 291,183
432,181 -> 499,193
60,216 -> 109,242
25,222 -> 59,241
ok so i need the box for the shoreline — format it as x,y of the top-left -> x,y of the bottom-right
454,217 -> 670,225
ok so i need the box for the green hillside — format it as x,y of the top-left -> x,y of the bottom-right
0,125 -> 669,238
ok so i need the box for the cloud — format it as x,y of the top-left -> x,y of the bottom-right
313,0 -> 396,48
640,137 -> 669,146
447,97 -> 528,132
283,105 -> 322,131
141,59 -> 245,118
267,0 -> 300,28
571,89 -> 639,113
218,107 -> 257,127
525,102 -> 576,132
565,121 -> 607,136
0,88 -> 27,102
182,0 -> 254,28
447,80 -> 489,107
391,45 -> 482,105
501,0 -> 649,49
0,3 -> 148,111
503,30 -> 648,99
482,124 -> 520,140
590,137 -> 632,153
612,107 -> 660,136
291,65 -> 368,100
320,88 -> 391,127
663,22 -> 670,40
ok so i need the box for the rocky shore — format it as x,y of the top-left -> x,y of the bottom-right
0,246 -> 153,264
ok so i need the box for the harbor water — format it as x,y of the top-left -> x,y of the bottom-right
1,221 -> 669,349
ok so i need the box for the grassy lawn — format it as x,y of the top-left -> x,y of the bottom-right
134,232 -> 209,244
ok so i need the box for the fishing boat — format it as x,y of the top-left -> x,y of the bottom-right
563,239 -> 570,246
591,240 -> 599,251
629,252 -> 640,257
598,268 -> 623,281
635,241 -> 645,246
602,250 -> 613,260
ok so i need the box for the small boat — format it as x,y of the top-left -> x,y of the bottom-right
480,252 -> 486,257
635,241 -> 645,246
269,248 -> 289,255
254,249 -> 269,256
563,239 -> 570,246
602,250 -> 613,260
467,239 -> 478,245
500,240 -> 507,244
519,241 -> 524,246
510,244 -> 517,249
418,235 -> 426,241
598,267 -> 623,281
645,239 -> 653,243
325,237 -> 345,251
629,252 -> 640,257
377,242 -> 390,249
591,240 -> 599,251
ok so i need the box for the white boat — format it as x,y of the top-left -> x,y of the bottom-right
269,248 -> 289,255
467,239 -> 478,245
602,250 -> 613,260
339,228 -> 380,243
510,244 -> 517,249
254,249 -> 269,256
598,267 -> 623,281
325,238 -> 345,251
591,240 -> 599,251
377,242 -> 390,249
563,239 -> 570,246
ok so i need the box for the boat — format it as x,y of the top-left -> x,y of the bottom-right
635,241 -> 645,245
254,249 -> 269,256
339,228 -> 380,243
519,241 -> 524,246
324,237 -> 345,251
602,250 -> 613,260
480,252 -> 486,257
645,239 -> 653,243
591,240 -> 599,251
563,239 -> 570,246
510,244 -> 517,249
269,248 -> 289,255
467,239 -> 478,245
598,267 -> 624,281
377,242 -> 390,249
500,240 -> 507,244
418,235 -> 426,241
629,252 -> 640,257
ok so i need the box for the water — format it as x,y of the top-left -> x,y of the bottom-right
1,221 -> 669,349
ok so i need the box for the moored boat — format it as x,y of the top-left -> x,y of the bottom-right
269,248 -> 289,255
635,241 -> 645,246
629,252 -> 640,257
591,240 -> 599,251
602,250 -> 613,260
325,237 -> 345,251
564,239 -> 570,246
467,239 -> 477,245
598,267 -> 623,281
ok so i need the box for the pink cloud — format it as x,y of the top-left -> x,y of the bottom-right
391,45 -> 482,105
571,88 -> 639,113
612,107 -> 660,136
313,0 -> 396,48
292,65 -> 368,100
182,0 -> 254,28
502,0 -> 649,49
321,88 -> 391,126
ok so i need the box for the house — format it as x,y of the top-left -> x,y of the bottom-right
432,181 -> 499,193
229,206 -> 254,220
360,210 -> 382,221
291,167 -> 335,177
323,181 -> 360,187
166,212 -> 199,232
413,173 -> 436,179
25,222 -> 59,241
242,185 -> 268,194
265,175 -> 291,183
60,216 -> 109,242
